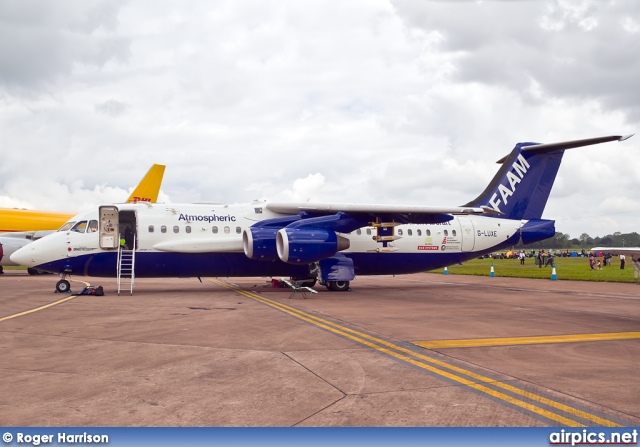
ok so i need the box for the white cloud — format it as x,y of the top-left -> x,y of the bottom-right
0,0 -> 639,240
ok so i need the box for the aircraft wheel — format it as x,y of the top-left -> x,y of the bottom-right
327,280 -> 350,292
27,268 -> 40,275
56,279 -> 71,293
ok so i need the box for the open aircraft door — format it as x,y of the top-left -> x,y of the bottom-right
458,216 -> 475,252
99,206 -> 119,249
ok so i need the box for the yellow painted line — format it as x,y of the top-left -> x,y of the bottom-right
0,295 -> 79,321
414,332 -> 640,349
0,280 -> 91,322
206,278 -> 622,427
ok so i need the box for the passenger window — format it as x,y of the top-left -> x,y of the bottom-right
173,226 -> 179,233
444,230 -> 448,236
398,229 -> 403,235
186,226 -> 191,234
417,229 -> 422,236
58,221 -> 76,232
71,221 -> 88,233
161,225 -> 167,233
148,225 -> 154,233
356,229 -> 361,235
236,226 -> 241,234
87,220 -> 98,233
427,229 -> 431,236
366,228 -> 371,236
452,230 -> 457,236
224,226 -> 230,234
212,226 -> 218,234
407,229 -> 413,236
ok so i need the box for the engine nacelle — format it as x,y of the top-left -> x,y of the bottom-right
276,228 -> 350,264
243,227 -> 279,261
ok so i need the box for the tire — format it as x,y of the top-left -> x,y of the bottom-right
327,280 -> 350,292
56,279 -> 71,293
27,268 -> 40,275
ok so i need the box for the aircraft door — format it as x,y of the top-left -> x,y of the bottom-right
99,206 -> 119,249
458,217 -> 475,252
118,210 -> 137,250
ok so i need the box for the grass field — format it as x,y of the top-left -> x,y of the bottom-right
430,256 -> 639,283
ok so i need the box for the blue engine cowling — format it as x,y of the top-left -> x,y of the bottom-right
276,228 -> 351,264
243,227 -> 279,261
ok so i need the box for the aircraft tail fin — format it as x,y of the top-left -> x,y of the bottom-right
126,164 -> 166,203
463,135 -> 633,220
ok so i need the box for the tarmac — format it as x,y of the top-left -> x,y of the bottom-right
1,270 -> 639,427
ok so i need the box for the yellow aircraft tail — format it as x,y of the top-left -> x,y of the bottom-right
126,164 -> 166,203
0,164 -> 166,233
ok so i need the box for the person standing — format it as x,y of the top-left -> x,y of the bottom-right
519,250 -> 525,265
620,254 -> 626,270
537,250 -> 543,268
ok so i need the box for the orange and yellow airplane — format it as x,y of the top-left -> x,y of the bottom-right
0,164 -> 165,272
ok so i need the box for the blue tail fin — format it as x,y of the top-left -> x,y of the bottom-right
463,135 -> 633,220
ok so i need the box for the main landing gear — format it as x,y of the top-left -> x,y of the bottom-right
324,280 -> 350,292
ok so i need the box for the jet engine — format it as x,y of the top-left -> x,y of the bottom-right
276,228 -> 350,264
243,227 -> 279,261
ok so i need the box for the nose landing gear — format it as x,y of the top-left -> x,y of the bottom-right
55,274 -> 72,293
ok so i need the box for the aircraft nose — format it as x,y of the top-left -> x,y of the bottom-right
10,244 -> 36,267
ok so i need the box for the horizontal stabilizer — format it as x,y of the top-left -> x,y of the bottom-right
496,134 -> 633,163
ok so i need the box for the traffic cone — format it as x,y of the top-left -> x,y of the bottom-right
490,263 -> 495,277
551,265 -> 557,280
444,267 -> 448,275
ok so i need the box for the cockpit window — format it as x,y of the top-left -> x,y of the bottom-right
58,222 -> 76,232
71,221 -> 88,233
86,220 -> 98,233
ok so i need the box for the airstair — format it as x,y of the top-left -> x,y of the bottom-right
117,238 -> 136,295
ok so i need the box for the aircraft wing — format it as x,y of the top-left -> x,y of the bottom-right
591,247 -> 640,259
266,202 -> 492,216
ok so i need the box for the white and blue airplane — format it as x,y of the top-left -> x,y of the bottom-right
11,135 -> 632,294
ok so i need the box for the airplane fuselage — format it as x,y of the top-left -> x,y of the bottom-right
12,202 -> 523,279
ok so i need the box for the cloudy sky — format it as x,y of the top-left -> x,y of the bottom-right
1,0 -> 639,239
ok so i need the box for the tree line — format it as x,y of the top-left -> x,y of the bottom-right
514,231 -> 640,250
